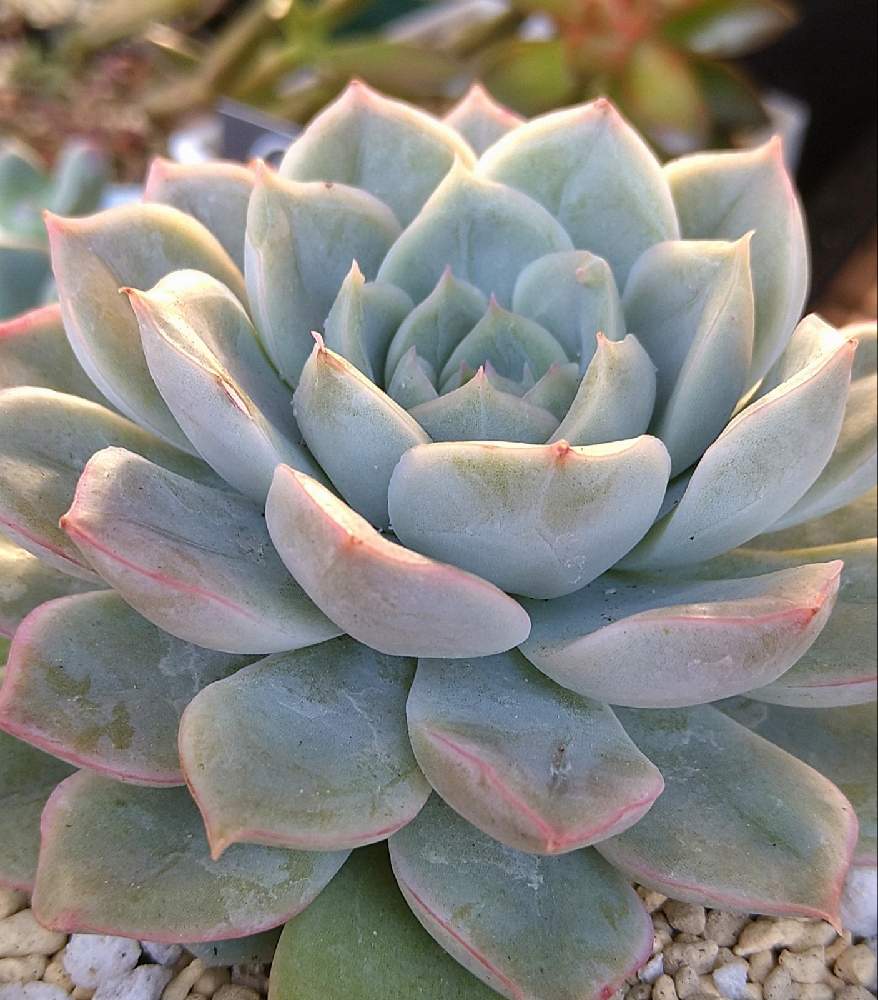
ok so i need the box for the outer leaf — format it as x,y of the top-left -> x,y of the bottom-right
622,328 -> 855,568
0,388 -> 219,581
597,705 -> 858,923
265,466 -> 531,658
0,240 -> 50,321
388,438 -> 671,599
0,592 -> 249,785
622,237 -> 755,475
0,303 -> 109,404
523,362 -> 580,420
770,321 -> 877,530
61,448 -> 340,653
512,250 -> 626,366
0,730 -> 74,891
46,204 -> 245,449
519,562 -> 842,708
279,80 -> 475,226
245,164 -> 401,385
46,141 -> 108,217
180,637 -> 429,855
33,772 -> 349,941
479,98 -> 680,283
443,83 -> 524,155
386,347 -> 439,408
665,139 -> 809,384
410,369 -> 559,444
293,340 -> 430,527
269,844 -> 498,1000
407,650 -> 663,854
550,334 -> 656,446
721,700 -> 876,866
0,535 -> 96,638
144,158 -> 255,271
129,270 -> 323,503
377,161 -> 573,306
384,269 -> 487,385
389,795 -> 654,1000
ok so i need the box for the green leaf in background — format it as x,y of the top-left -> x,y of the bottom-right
479,41 -> 579,116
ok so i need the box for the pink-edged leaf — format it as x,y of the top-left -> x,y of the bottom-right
0,729 -> 74,891
407,649 -> 663,854
180,637 -> 429,855
61,448 -> 340,653
597,705 -> 859,924
0,388 -> 221,582
33,771 -> 349,942
519,561 -> 842,708
0,592 -> 250,785
265,466 -> 531,658
389,795 -> 653,1000
443,83 -> 524,155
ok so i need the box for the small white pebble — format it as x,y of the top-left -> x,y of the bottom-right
705,912 -> 751,947
713,959 -> 750,999
763,966 -> 794,1000
696,975 -> 720,996
71,988 -> 96,1000
0,890 -> 27,921
778,947 -> 826,984
735,922 -> 807,957
63,934 -> 141,988
841,866 -> 878,939
94,964 -> 174,1000
639,954 -> 665,984
826,935 -> 853,963
213,987 -> 261,1000
749,950 -> 776,983
717,947 -> 738,966
792,923 -> 837,951
835,987 -> 877,1000
664,940 -> 719,975
834,943 -> 878,988
742,985 -> 763,1000
639,890 -> 669,914
194,966 -> 232,994
42,951 -> 75,992
162,957 -> 206,1000
674,967 -> 701,999
653,914 -> 674,951
652,974 -> 678,1000
141,941 -> 184,966
0,910 -> 67,958
628,985 -> 653,1000
789,984 -> 832,1000
0,984 -> 70,1000
0,954 -> 48,982
664,902 -> 707,936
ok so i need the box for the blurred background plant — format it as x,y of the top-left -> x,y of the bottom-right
0,0 -> 799,171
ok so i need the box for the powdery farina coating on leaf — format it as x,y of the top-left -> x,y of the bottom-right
0,81 -> 875,1000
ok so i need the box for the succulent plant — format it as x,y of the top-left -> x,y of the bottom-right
0,83 -> 875,998
0,137 -> 108,319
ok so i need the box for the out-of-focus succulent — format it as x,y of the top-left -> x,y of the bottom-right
0,84 -> 875,998
0,138 -> 108,319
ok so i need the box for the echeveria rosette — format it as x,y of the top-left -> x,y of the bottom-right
0,81 -> 875,999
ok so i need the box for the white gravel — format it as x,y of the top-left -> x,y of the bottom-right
63,934 -> 141,989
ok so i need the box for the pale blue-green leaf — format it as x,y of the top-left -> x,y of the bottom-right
180,637 -> 429,855
0,239 -> 50,321
386,347 -> 438,409
665,139 -> 809,385
512,250 -> 626,366
407,650 -> 663,854
293,341 -> 429,528
144,158 -> 255,271
269,844 -> 497,1000
389,796 -> 653,1000
0,591 -> 249,785
388,437 -> 670,599
443,83 -> 524,155
245,164 -> 401,385
129,269 -> 323,502
377,161 -> 573,306
519,561 -> 841,708
0,729 -> 74,891
597,705 -> 858,922
438,299 -> 569,388
550,334 -> 656,446
46,141 -> 108,217
622,330 -> 855,569
279,80 -> 475,226
479,98 -> 680,284
623,237 -> 755,475
383,268 -> 486,386
323,263 -> 413,381
46,204 -> 245,449
265,466 -> 531,658
522,362 -> 580,420
0,388 -> 220,581
33,772 -> 349,941
62,447 -> 340,653
410,368 -> 558,443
